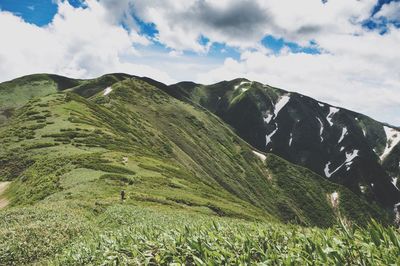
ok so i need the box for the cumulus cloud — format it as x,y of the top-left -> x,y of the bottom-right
375,1 -> 400,21
126,0 -> 377,49
1,0 -> 400,125
0,0 -> 175,83
196,26 -> 400,124
126,0 -> 273,51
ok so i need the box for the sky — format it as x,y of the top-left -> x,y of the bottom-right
0,0 -> 400,125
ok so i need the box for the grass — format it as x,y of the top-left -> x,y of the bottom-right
0,204 -> 398,265
55,206 -> 398,265
0,75 -> 398,264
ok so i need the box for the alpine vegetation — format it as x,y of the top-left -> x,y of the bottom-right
0,74 -> 399,264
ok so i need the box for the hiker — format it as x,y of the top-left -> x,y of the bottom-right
120,190 -> 126,201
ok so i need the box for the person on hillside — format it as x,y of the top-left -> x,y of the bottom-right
120,190 -> 126,201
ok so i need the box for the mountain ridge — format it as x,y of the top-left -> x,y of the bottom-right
167,78 -> 400,208
0,73 -> 392,225
1,73 -> 399,263
2,74 -> 400,209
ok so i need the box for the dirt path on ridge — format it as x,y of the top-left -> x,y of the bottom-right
0,182 -> 10,209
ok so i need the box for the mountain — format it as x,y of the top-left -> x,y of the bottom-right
0,74 -> 398,264
168,79 -> 400,208
1,73 -> 387,225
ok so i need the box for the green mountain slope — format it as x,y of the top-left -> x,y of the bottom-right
168,79 -> 400,208
0,74 -> 397,264
2,75 -> 386,224
0,73 -> 132,125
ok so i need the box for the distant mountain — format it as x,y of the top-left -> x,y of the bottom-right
167,79 -> 400,208
0,74 -> 391,228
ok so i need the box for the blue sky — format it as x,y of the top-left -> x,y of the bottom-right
0,0 -> 355,57
0,0 -> 400,125
0,0 -> 398,58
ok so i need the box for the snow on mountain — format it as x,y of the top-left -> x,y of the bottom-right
103,87 -> 112,96
344,150 -> 359,170
380,126 -> 400,161
392,177 -> 399,191
324,162 -> 333,178
234,81 -> 251,92
266,126 -> 278,146
338,127 -> 348,143
324,150 -> 359,177
252,150 -> 266,162
330,191 -> 339,208
274,95 -> 290,117
263,94 -> 290,126
326,107 -> 339,126
263,113 -> 273,124
317,117 -> 324,142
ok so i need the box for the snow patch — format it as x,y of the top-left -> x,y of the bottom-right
103,87 -> 112,96
324,162 -> 333,178
263,94 -> 290,125
359,185 -> 367,193
234,81 -> 251,92
317,117 -> 324,142
344,150 -> 359,170
392,177 -> 399,191
330,191 -> 339,208
274,95 -> 290,116
318,102 -> 325,107
338,127 -> 348,143
380,126 -> 400,161
326,107 -> 339,126
340,146 -> 345,152
324,149 -> 359,177
263,113 -> 273,124
252,151 -> 266,162
266,126 -> 278,146
289,132 -> 293,146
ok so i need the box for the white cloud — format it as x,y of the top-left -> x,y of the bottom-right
0,0 -> 175,83
196,26 -> 400,124
128,0 -> 271,51
1,0 -> 400,125
375,1 -> 400,21
127,0 -> 377,50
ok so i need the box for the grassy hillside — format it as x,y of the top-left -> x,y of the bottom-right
0,75 -> 398,264
0,73 -> 131,125
0,74 -> 59,124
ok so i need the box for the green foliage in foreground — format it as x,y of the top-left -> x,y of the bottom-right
56,208 -> 400,265
1,204 -> 397,265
